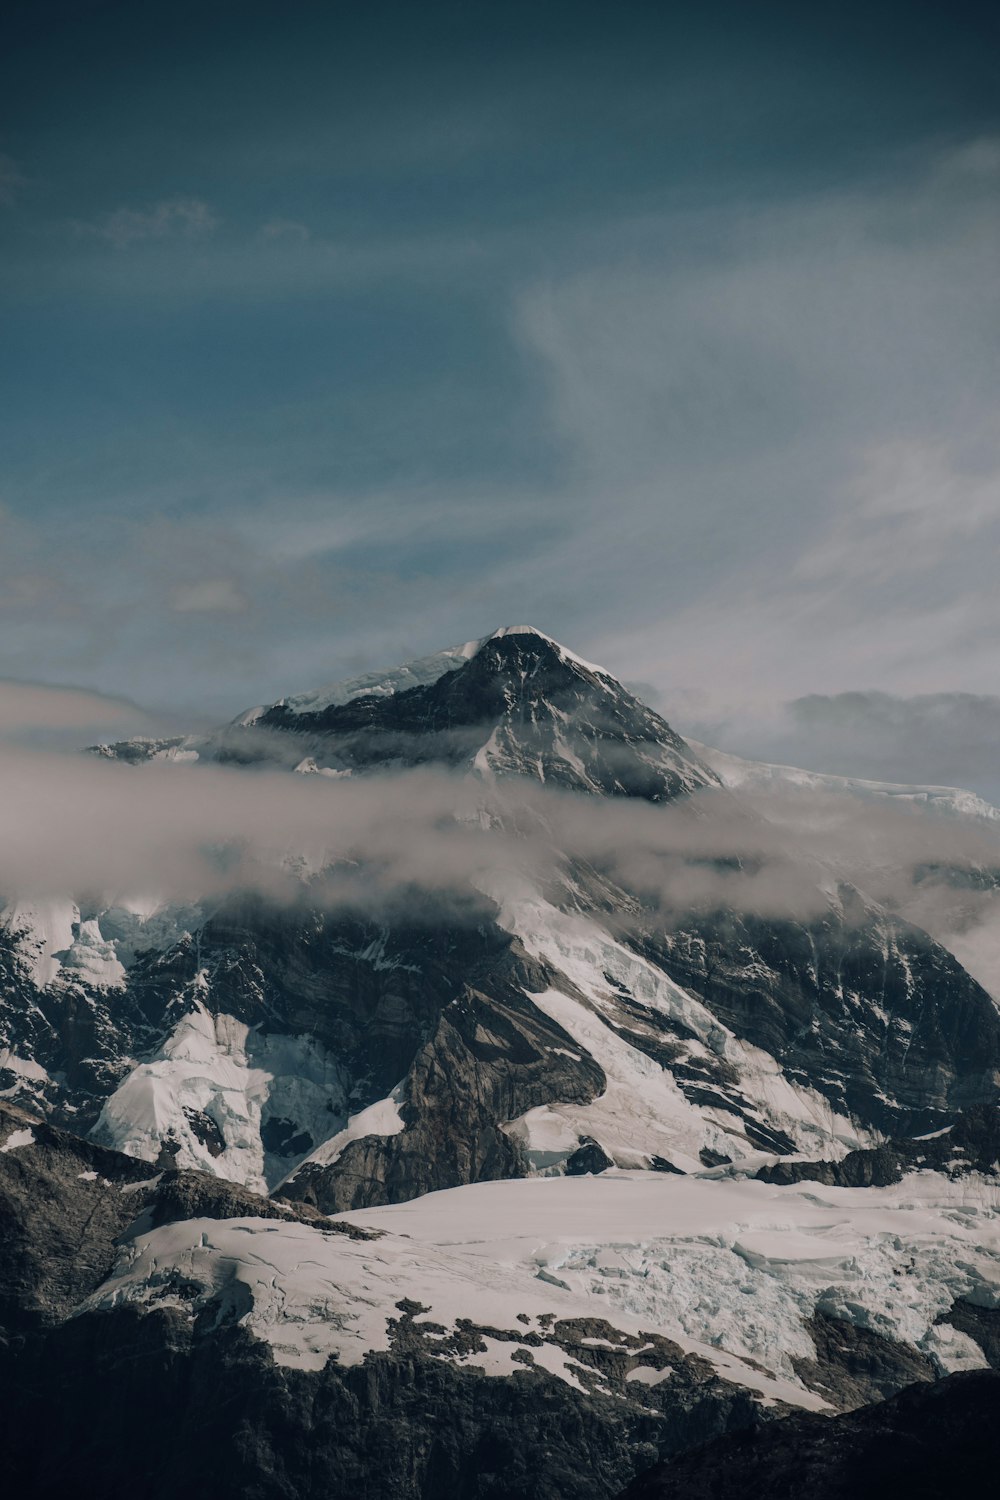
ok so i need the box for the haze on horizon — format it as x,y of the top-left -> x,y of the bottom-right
2,1 -> 999,793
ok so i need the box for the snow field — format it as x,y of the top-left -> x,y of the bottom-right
86,1170 -> 1000,1410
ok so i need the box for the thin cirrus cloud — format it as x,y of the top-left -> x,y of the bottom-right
72,196 -> 220,247
259,218 -> 311,242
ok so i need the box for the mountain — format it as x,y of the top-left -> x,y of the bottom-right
2,626 -> 1000,1496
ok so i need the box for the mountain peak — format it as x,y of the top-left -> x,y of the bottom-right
244,626 -> 612,725
239,626 -> 717,801
480,625 -> 611,679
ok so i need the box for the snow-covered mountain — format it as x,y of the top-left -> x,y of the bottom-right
695,739 -> 1000,823
2,626 -> 999,1497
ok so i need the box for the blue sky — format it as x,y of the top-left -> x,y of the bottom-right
2,1 -> 1000,786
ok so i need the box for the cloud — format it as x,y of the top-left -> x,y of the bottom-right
3,125 -> 999,778
0,680 -> 155,747
793,437 -> 1000,587
170,579 -> 248,614
511,136 -> 1000,714
0,745 -> 997,959
74,197 -> 219,247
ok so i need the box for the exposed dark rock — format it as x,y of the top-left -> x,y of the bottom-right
791,1311 -> 936,1409
757,1144 -> 904,1189
616,1369 -> 1000,1500
253,629 -> 721,803
183,1106 -> 227,1157
150,1169 -> 375,1238
937,1298 -> 1000,1368
260,1115 -> 314,1157
0,1304 -> 774,1500
756,1104 -> 1000,1189
643,904 -> 1000,1137
0,1101 -> 374,1334
283,979 -> 605,1212
0,1100 -> 156,1329
566,1137 -> 614,1175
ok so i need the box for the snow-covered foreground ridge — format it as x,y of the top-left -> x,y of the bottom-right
89,1170 -> 1000,1406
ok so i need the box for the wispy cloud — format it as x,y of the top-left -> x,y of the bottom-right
73,196 -> 219,247
0,749 -> 997,962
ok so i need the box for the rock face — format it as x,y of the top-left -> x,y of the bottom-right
615,1369 -> 1000,1500
756,1104 -> 1000,1188
0,1309 -> 773,1500
642,903 -> 1000,1136
2,1098 -> 996,1498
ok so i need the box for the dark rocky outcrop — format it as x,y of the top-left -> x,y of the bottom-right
0,1100 -> 156,1328
0,1099 -> 785,1500
253,629 -> 721,802
937,1298 -> 1000,1368
616,1369 -> 1000,1500
0,1305 -> 774,1500
0,1100 -> 369,1333
566,1136 -> 614,1175
756,1104 -> 1000,1189
757,1144 -> 905,1189
642,903 -> 1000,1136
282,977 -> 605,1212
791,1311 -> 936,1409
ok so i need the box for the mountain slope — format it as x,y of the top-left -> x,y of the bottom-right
3,627 -> 998,1210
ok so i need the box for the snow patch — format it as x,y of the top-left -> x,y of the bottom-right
1,1127 -> 35,1152
280,1085 -> 405,1180
91,1004 -> 350,1193
491,881 -> 866,1168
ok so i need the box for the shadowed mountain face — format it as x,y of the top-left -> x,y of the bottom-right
615,1369 -> 1000,1500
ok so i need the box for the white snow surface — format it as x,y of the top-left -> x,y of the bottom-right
491,881 -> 866,1170
280,1086 -> 405,1183
2,899 -> 80,988
91,1001 -> 349,1193
88,1171 -> 1000,1405
694,741 -> 1000,823
0,898 -> 177,990
1,1127 -> 35,1152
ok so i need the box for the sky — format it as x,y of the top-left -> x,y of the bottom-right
2,1 -> 1000,789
